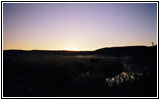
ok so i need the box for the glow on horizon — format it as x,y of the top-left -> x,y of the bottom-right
65,47 -> 78,51
3,3 -> 157,51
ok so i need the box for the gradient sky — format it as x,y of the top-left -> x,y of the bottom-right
3,3 -> 157,51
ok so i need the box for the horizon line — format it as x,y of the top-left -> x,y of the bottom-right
3,45 -> 155,51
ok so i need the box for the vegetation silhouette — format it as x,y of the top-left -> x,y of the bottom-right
3,45 -> 157,97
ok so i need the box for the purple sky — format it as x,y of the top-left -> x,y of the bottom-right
3,3 -> 157,50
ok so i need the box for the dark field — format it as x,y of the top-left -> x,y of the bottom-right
3,46 -> 157,97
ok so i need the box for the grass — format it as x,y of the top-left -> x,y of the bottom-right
3,47 -> 157,97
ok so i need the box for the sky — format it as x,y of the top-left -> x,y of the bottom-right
3,3 -> 157,51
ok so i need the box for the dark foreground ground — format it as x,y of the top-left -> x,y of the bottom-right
3,46 -> 157,97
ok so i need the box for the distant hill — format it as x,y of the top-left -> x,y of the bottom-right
3,49 -> 93,56
94,45 -> 157,56
3,45 -> 157,56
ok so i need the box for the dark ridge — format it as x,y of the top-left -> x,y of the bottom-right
3,45 -> 157,56
94,45 -> 157,56
3,49 -> 93,56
